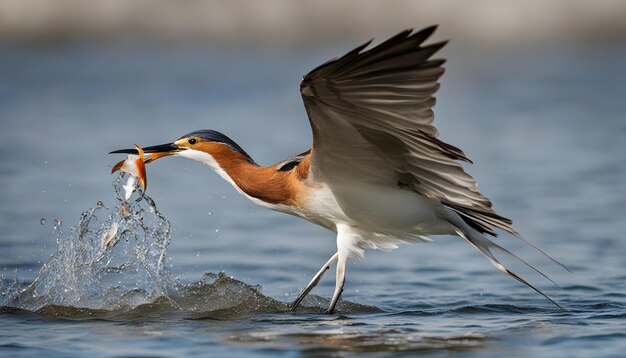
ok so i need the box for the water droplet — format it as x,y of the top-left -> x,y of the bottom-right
96,201 -> 104,208
40,218 -> 46,225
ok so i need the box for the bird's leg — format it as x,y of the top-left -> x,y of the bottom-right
290,252 -> 338,311
327,253 -> 347,314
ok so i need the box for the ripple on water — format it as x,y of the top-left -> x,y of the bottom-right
228,329 -> 488,354
2,272 -> 381,321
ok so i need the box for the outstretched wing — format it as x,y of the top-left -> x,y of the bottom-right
300,26 -> 516,237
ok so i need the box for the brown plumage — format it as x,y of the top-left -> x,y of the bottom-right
195,141 -> 310,206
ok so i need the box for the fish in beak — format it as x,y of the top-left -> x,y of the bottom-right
110,142 -> 181,199
111,144 -> 148,192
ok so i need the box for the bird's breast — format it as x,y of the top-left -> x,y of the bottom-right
300,180 -> 451,235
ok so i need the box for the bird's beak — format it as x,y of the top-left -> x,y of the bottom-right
109,143 -> 181,164
110,143 -> 182,191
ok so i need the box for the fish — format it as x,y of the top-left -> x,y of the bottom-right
111,144 -> 147,200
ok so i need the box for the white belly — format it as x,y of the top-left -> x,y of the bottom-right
302,182 -> 452,235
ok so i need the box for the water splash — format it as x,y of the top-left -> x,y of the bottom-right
4,174 -> 174,311
1,174 -> 380,318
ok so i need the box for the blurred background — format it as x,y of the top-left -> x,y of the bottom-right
2,0 -> 626,45
1,1 -> 625,356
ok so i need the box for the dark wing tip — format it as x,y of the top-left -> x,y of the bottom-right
346,38 -> 374,57
302,25 -> 443,85
422,59 -> 447,68
423,40 -> 449,53
410,25 -> 438,41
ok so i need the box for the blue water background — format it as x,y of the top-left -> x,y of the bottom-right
0,41 -> 625,356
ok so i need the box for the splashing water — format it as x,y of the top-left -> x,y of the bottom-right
4,174 -> 174,311
1,174 -> 377,318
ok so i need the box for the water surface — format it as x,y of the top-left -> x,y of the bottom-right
1,42 -> 625,357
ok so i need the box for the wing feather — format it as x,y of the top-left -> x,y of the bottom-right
301,26 -> 517,236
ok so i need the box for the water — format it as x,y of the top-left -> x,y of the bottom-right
1,42 -> 625,357
3,175 -> 173,310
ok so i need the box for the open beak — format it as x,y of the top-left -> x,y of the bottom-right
109,142 -> 181,164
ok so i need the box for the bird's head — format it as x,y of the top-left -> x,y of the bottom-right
110,129 -> 255,168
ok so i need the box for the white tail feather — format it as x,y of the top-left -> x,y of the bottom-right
515,235 -> 572,273
445,209 -> 563,308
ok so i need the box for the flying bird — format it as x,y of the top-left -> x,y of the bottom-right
111,26 -> 567,313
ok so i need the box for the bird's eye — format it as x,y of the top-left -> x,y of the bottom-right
188,138 -> 197,145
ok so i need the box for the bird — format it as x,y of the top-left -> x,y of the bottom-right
111,25 -> 568,313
